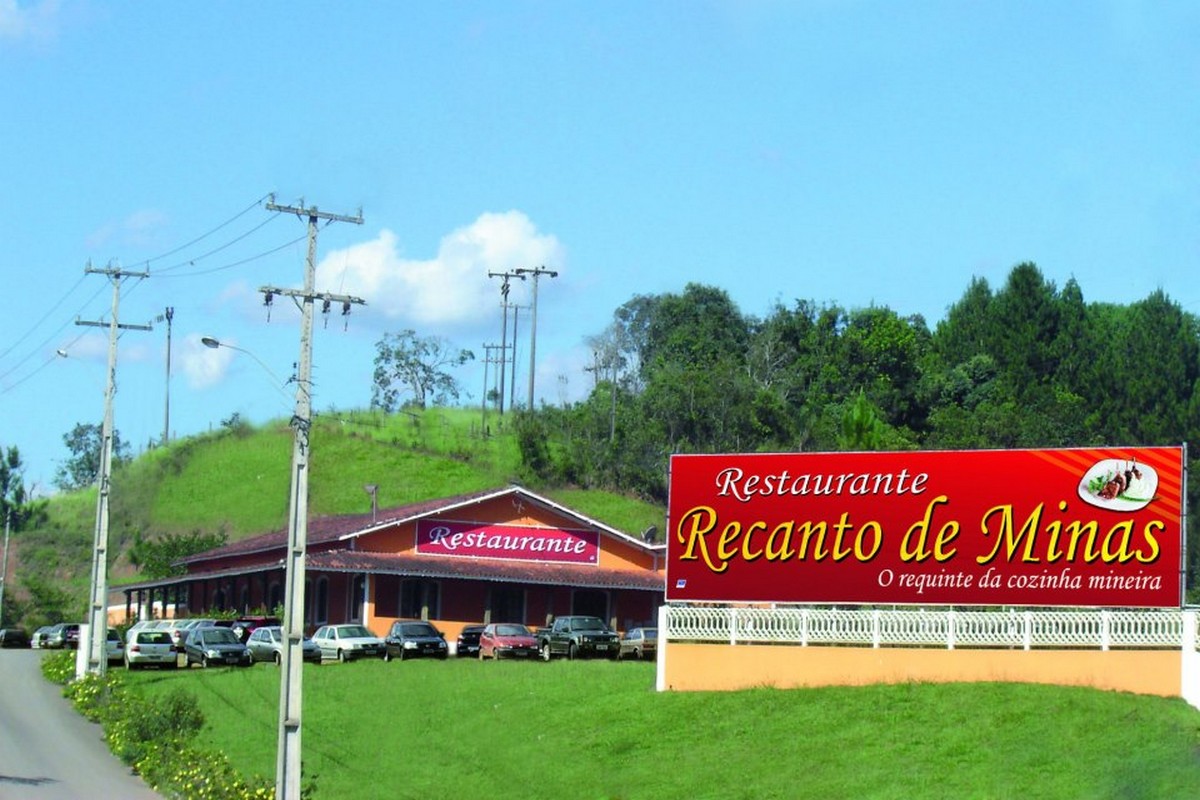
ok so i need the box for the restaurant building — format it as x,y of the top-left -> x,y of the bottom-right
120,486 -> 666,643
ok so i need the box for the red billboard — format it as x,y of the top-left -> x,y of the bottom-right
667,447 -> 1185,607
416,519 -> 599,565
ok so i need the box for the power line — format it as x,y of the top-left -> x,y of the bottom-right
126,192 -> 275,270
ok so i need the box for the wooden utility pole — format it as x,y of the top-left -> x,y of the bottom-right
77,261 -> 151,676
263,195 -> 363,800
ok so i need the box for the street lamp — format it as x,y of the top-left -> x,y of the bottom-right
201,337 -> 290,401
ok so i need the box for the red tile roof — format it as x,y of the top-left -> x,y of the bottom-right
178,488 -> 501,565
308,550 -> 666,591
124,548 -> 664,593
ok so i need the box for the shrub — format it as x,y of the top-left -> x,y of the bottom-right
49,663 -> 272,799
40,649 -> 76,685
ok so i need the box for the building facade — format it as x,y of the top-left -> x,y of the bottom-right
121,486 -> 666,643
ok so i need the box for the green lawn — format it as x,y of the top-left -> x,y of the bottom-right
128,658 -> 1200,800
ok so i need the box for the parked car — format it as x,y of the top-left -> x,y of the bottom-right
124,629 -> 179,670
43,622 -> 81,649
0,628 -> 30,648
30,625 -> 55,649
231,616 -> 281,643
167,619 -> 219,649
312,624 -> 387,663
456,625 -> 485,658
246,626 -> 322,665
479,623 -> 539,660
536,615 -> 620,660
185,626 -> 253,668
618,627 -> 657,661
106,628 -> 124,664
383,620 -> 448,661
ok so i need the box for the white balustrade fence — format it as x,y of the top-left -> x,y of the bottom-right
663,605 -> 1200,652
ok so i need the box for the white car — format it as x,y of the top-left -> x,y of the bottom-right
310,624 -> 386,663
124,628 -> 179,669
105,628 -> 124,664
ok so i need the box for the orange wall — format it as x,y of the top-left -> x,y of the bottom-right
662,643 -> 1182,698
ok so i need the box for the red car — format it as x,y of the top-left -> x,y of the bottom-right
478,623 -> 540,660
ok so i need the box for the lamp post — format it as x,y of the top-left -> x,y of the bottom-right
201,337 -> 289,390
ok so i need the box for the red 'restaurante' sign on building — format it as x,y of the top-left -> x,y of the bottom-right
416,519 -> 600,565
667,447 -> 1185,608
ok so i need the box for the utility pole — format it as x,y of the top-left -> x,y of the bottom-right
162,306 -> 175,445
264,195 -> 363,800
0,510 -> 10,626
486,271 -> 524,415
509,304 -> 525,410
513,266 -> 557,409
77,261 -> 151,676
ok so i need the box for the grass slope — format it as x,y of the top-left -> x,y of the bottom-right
13,407 -> 666,602
130,659 -> 1200,800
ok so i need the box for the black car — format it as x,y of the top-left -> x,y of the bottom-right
383,620 -> 449,661
185,626 -> 253,668
456,625 -> 485,658
0,628 -> 30,648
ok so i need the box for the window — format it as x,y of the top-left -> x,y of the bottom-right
400,580 -> 440,619
314,577 -> 329,625
490,586 -> 526,624
572,589 -> 608,620
375,575 -> 400,617
349,574 -> 367,622
269,582 -> 283,612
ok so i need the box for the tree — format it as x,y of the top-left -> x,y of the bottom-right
1,445 -> 27,524
54,422 -> 130,491
371,330 -> 474,412
129,529 -> 228,580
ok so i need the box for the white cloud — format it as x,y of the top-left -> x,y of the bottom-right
85,208 -> 170,251
314,211 -> 565,332
0,0 -> 59,41
179,333 -> 232,390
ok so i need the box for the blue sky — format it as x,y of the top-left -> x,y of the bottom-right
1,1 -> 1197,496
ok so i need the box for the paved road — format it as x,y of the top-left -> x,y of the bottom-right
0,649 -> 162,800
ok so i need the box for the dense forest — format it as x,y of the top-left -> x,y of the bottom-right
512,262 -> 1200,590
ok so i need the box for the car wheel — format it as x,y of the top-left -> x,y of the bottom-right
383,648 -> 392,662
273,652 -> 282,666
478,647 -> 485,661
337,649 -> 348,663
396,647 -> 406,662
567,643 -> 578,660
201,656 -> 210,669
540,643 -> 551,662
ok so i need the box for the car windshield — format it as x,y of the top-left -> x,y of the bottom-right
204,628 -> 241,644
400,623 -> 436,636
338,626 -> 372,638
495,624 -> 529,636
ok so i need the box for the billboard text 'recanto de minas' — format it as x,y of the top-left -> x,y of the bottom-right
667,447 -> 1185,608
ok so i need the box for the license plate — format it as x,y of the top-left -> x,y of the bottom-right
596,644 -> 608,650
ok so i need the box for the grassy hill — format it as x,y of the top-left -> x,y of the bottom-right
6,407 -> 666,624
